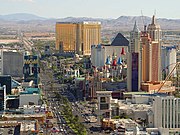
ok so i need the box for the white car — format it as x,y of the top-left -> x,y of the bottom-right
60,128 -> 64,132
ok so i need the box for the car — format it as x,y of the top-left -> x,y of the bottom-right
39,130 -> 44,133
8,130 -> 13,134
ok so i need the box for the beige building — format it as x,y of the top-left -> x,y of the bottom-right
96,91 -> 113,124
147,15 -> 162,81
127,16 -> 162,92
56,22 -> 101,55
140,15 -> 162,83
141,29 -> 152,82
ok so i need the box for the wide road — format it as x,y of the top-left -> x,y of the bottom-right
40,62 -> 76,135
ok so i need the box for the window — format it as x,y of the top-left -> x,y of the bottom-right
100,104 -> 109,110
100,97 -> 106,103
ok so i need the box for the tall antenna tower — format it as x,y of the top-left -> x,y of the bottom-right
154,9 -> 156,16
141,10 -> 147,31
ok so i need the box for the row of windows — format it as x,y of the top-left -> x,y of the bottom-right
162,99 -> 180,128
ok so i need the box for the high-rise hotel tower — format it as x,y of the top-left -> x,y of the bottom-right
56,22 -> 101,55
127,15 -> 162,92
141,26 -> 152,82
127,22 -> 142,92
147,15 -> 162,81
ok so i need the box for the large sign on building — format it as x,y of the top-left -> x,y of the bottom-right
23,55 -> 40,87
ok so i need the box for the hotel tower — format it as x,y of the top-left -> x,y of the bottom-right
127,15 -> 162,92
56,22 -> 101,55
147,15 -> 162,81
127,22 -> 142,92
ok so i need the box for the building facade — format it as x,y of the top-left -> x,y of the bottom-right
0,85 -> 6,111
0,75 -> 12,95
127,15 -> 162,92
152,96 -> 180,129
0,50 -> 24,77
91,45 -> 128,68
91,33 -> 129,68
56,22 -> 101,55
23,55 -> 40,87
127,22 -> 142,92
96,91 -> 112,124
91,45 -> 105,67
147,15 -> 162,81
161,46 -> 177,79
141,28 -> 152,82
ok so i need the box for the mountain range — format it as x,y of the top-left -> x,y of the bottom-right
0,13 -> 46,21
0,13 -> 180,32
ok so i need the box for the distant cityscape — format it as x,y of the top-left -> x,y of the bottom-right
0,12 -> 179,135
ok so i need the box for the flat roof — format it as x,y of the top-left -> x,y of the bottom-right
56,21 -> 101,24
20,121 -> 36,132
96,91 -> 112,94
123,92 -> 148,95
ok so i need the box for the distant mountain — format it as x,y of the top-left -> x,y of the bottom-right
56,17 -> 108,22
55,16 -> 180,31
0,13 -> 46,21
0,14 -> 180,33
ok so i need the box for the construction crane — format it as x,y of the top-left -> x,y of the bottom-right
157,62 -> 180,93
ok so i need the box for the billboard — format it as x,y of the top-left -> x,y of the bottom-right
23,55 -> 40,87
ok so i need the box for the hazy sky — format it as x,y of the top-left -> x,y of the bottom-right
0,0 -> 180,19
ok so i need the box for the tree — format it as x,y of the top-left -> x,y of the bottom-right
112,116 -> 120,119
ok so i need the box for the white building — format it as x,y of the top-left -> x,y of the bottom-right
91,44 -> 105,67
161,46 -> 177,78
91,33 -> 129,67
151,96 -> 180,129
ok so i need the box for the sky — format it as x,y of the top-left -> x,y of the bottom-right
0,0 -> 180,19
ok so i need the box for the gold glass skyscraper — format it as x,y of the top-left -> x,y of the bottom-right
56,22 -> 101,55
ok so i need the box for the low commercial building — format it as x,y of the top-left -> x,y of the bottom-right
83,75 -> 102,100
19,105 -> 46,114
102,118 -> 147,134
20,121 -> 38,135
118,101 -> 152,121
96,91 -> 112,123
0,120 -> 39,135
2,114 -> 45,124
19,93 -> 40,107
141,81 -> 175,94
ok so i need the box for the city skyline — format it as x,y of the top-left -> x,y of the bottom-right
0,0 -> 180,19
